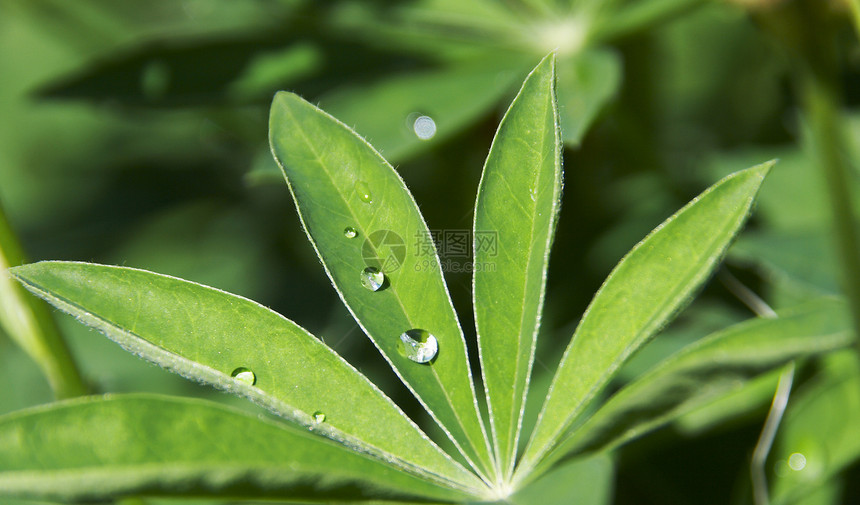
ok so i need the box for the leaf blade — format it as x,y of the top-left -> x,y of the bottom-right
269,92 -> 493,478
519,161 -> 773,474
9,261 -> 482,493
548,299 -> 853,468
473,53 -> 561,476
556,48 -> 621,146
0,394 -> 472,503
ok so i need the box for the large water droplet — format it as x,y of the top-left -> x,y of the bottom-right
344,227 -> 357,239
231,367 -> 256,385
412,115 -> 437,140
312,411 -> 326,423
360,267 -> 385,291
399,329 -> 438,363
355,181 -> 373,203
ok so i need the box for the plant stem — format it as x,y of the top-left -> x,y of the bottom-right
0,204 -> 87,399
798,46 -> 860,350
750,363 -> 795,505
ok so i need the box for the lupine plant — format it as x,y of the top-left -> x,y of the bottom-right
0,54 -> 853,504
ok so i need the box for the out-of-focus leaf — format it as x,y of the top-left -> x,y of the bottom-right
674,368 -> 781,435
556,47 -> 621,146
0,208 -> 85,399
269,92 -> 494,478
0,394 -> 472,503
321,54 -> 529,163
35,33 -> 308,106
509,453 -> 613,505
10,261 -> 481,492
731,231 -> 840,296
547,299 -> 852,467
592,0 -> 706,41
517,162 -> 772,478
771,352 -> 860,505
473,53 -> 561,476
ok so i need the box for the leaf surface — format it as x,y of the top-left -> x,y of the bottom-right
269,92 -> 493,478
546,299 -> 853,470
518,161 -> 773,474
0,212 -> 84,399
322,54 -> 529,163
9,261 -> 481,493
771,351 -> 860,505
556,48 -> 621,146
0,394 -> 471,503
473,53 -> 561,475
509,453 -> 613,505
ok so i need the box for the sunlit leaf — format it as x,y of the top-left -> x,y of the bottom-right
546,299 -> 852,470
269,91 -> 494,478
9,261 -> 481,492
473,53 -> 561,475
517,161 -> 773,477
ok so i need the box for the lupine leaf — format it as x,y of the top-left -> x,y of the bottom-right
473,53 -> 561,476
9,261 -> 482,493
269,91 -> 494,478
518,161 -> 773,476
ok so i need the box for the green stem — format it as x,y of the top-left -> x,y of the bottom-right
800,62 -> 860,350
0,204 -> 87,399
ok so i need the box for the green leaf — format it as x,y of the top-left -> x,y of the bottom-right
556,48 -> 621,146
9,261 -> 482,493
545,299 -> 853,471
592,0 -> 706,42
269,92 -> 493,478
321,54 -> 529,163
473,53 -> 561,476
771,351 -> 860,505
0,209 -> 85,399
0,394 -> 471,503
508,453 -> 613,505
517,161 -> 773,476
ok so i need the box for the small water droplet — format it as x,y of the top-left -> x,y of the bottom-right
788,452 -> 807,471
230,367 -> 256,385
355,181 -> 372,203
344,227 -> 358,238
398,329 -> 438,363
412,115 -> 437,140
312,411 -> 326,423
360,267 -> 385,291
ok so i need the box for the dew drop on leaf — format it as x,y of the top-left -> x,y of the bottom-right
230,367 -> 256,385
360,267 -> 385,291
344,227 -> 358,238
355,181 -> 373,203
412,115 -> 437,140
398,329 -> 438,363
312,411 -> 326,423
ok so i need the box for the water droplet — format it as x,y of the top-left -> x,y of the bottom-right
355,181 -> 372,203
398,329 -> 438,363
230,367 -> 256,385
413,115 -> 437,140
360,267 -> 385,291
344,227 -> 357,239
312,411 -> 326,423
788,452 -> 807,471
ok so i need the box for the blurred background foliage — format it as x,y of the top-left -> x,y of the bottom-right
1,0 -> 860,503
